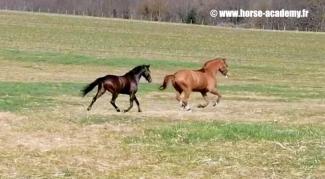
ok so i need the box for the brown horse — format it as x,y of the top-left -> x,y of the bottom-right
82,65 -> 152,112
159,58 -> 228,111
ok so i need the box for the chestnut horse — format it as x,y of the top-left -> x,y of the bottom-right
159,58 -> 228,111
82,65 -> 152,112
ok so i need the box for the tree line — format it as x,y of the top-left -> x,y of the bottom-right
0,0 -> 324,31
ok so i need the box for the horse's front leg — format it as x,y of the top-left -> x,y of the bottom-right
134,95 -> 142,112
124,93 -> 135,112
197,91 -> 209,108
210,89 -> 222,106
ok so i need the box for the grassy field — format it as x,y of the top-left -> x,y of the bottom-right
0,11 -> 324,178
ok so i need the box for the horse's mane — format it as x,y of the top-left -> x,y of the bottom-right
198,58 -> 226,72
125,65 -> 145,75
203,59 -> 214,67
204,58 -> 226,66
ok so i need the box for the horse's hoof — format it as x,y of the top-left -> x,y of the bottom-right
197,104 -> 206,108
185,107 -> 192,112
123,110 -> 128,113
184,105 -> 192,111
116,109 -> 121,112
87,108 -> 91,111
138,110 -> 142,112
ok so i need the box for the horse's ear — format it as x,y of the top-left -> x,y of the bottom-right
147,65 -> 150,68
222,58 -> 226,62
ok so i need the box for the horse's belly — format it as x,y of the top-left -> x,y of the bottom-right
119,88 -> 131,94
192,87 -> 208,92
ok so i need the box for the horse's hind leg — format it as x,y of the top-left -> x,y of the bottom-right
198,92 -> 209,108
124,93 -> 135,112
87,84 -> 105,111
180,90 -> 192,111
210,89 -> 222,106
175,91 -> 183,106
173,83 -> 184,107
134,95 -> 142,112
110,93 -> 120,112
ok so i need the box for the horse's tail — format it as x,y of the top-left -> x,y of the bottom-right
81,77 -> 103,97
159,74 -> 175,90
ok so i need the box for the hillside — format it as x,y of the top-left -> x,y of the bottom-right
0,11 -> 324,178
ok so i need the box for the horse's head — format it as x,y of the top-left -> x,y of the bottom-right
142,65 -> 152,83
219,59 -> 229,78
204,58 -> 229,78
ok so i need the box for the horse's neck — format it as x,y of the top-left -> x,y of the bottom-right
125,71 -> 142,83
203,67 -> 218,76
134,72 -> 142,83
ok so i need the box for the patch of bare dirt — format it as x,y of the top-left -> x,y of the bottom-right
0,112 -> 26,133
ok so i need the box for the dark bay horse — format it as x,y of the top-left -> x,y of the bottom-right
82,65 -> 152,112
159,58 -> 228,111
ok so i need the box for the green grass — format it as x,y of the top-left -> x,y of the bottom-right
1,11 -> 324,62
124,121 -> 325,176
126,122 -> 324,144
221,84 -> 325,100
1,80 -> 323,113
0,82 -> 83,111
0,96 -> 55,112
0,49 -> 198,69
0,81 -> 84,96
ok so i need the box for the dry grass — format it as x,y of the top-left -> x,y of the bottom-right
1,90 -> 323,177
